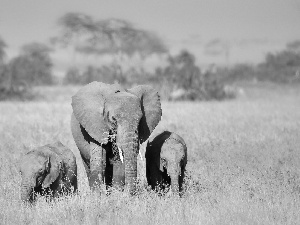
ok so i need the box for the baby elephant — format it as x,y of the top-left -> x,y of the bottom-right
19,141 -> 77,203
145,131 -> 187,194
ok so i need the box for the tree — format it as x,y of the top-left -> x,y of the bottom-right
52,12 -> 168,84
53,13 -> 167,56
286,40 -> 300,53
0,36 -> 7,86
257,50 -> 300,82
3,42 -> 54,89
19,42 -> 54,85
0,36 -> 7,65
163,50 -> 203,90
7,56 -> 32,89
156,50 -> 233,101
63,67 -> 83,85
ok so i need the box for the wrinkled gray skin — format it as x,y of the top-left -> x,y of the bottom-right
71,82 -> 161,194
145,131 -> 187,194
19,141 -> 77,203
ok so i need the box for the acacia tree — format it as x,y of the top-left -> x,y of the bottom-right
52,12 -> 168,84
53,12 -> 167,56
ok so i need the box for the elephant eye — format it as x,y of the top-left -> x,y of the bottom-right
107,111 -> 116,123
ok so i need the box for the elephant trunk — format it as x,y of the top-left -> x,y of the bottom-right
117,124 -> 139,195
20,178 -> 35,202
170,174 -> 179,193
168,163 -> 180,194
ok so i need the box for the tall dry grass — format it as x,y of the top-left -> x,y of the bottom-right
0,83 -> 300,224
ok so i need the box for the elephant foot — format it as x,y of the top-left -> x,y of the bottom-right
89,171 -> 104,190
111,161 -> 125,190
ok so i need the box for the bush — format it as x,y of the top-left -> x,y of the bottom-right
0,61 -> 39,101
17,42 -> 54,85
156,50 -> 235,101
0,86 -> 36,101
216,64 -> 256,83
0,72 -> 36,101
63,67 -> 83,85
0,41 -> 54,101
256,51 -> 300,83
63,64 -> 128,85
214,44 -> 300,84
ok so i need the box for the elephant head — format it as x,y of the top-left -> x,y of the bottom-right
72,82 -> 161,193
158,132 -> 187,193
19,149 -> 62,202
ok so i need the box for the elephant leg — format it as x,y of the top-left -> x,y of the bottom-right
146,165 -> 152,187
179,166 -> 185,192
62,177 -> 75,194
103,146 -> 113,186
161,168 -> 171,190
103,143 -> 113,187
102,148 -> 106,181
149,166 -> 162,191
105,161 -> 113,187
150,176 -> 159,190
53,188 -> 60,198
82,159 -> 90,178
112,161 -> 125,190
89,142 -> 103,189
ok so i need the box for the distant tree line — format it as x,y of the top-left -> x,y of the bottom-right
62,50 -> 235,101
218,40 -> 300,84
1,12 -> 299,101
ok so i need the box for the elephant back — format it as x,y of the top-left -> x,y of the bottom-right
44,142 -> 77,183
169,133 -> 186,147
45,141 -> 76,168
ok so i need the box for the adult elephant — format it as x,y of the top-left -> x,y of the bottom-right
145,131 -> 187,194
71,82 -> 162,194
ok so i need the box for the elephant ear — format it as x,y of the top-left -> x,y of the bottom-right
42,154 -> 62,188
128,85 -> 162,143
72,82 -> 124,144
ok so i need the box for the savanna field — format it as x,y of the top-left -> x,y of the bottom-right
0,83 -> 300,225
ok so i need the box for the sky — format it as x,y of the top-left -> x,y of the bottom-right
1,0 -> 300,74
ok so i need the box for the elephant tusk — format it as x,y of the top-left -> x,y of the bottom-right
118,147 -> 124,163
139,149 -> 143,161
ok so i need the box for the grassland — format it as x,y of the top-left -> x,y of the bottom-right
0,83 -> 300,224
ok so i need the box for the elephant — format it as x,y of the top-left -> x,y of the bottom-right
19,141 -> 77,203
70,81 -> 162,194
145,131 -> 187,194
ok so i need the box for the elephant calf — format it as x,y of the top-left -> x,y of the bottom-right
146,131 -> 187,194
19,141 -> 77,203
